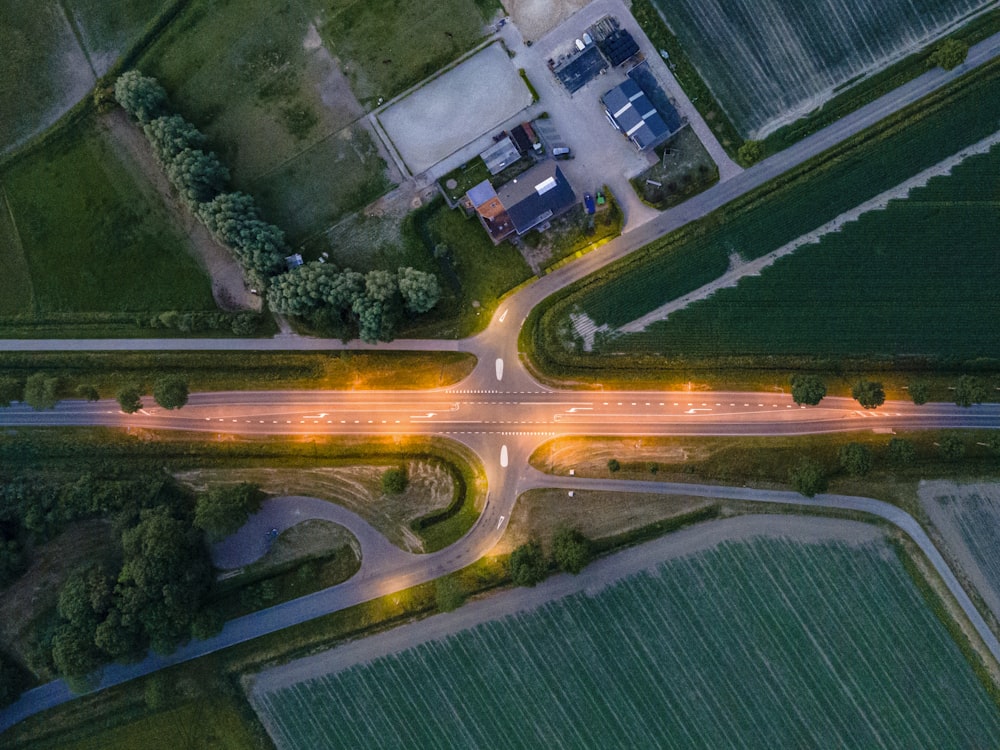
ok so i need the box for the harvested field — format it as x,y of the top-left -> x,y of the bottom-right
378,44 -> 532,175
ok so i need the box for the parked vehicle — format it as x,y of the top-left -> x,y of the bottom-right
584,193 -> 595,215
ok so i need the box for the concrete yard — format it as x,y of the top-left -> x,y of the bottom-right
377,43 -> 533,175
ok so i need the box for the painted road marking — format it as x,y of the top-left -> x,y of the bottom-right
499,308 -> 508,323
495,358 -> 504,381
497,515 -> 505,529
500,444 -> 508,468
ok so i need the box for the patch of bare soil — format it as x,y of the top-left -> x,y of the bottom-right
101,110 -> 259,312
174,460 -> 456,552
534,436 -> 710,474
501,0 -> 594,41
0,520 -> 113,666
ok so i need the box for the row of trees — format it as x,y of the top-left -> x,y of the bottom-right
0,374 -> 189,412
268,263 -> 440,343
790,374 -> 991,409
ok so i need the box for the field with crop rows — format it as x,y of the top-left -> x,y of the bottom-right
922,481 -> 1000,623
609,142 -> 1000,359
653,0 -> 991,137
254,536 -> 1000,748
537,58 -> 1000,363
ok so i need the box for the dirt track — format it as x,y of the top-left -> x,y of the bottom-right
501,0 -> 593,41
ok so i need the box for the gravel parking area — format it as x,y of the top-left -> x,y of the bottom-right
378,43 -> 533,175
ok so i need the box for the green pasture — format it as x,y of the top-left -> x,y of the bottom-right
0,117 -> 215,315
533,58 -> 1000,370
319,0 -> 500,105
67,0 -> 173,73
0,189 -> 34,315
256,536 -> 1000,747
621,143 -> 1000,358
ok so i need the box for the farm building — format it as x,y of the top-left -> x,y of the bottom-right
602,76 -> 682,151
552,45 -> 608,94
480,136 -> 521,175
466,160 -> 577,243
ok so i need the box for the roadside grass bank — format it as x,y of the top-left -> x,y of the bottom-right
631,128 -> 719,210
524,56 -> 1000,385
0,350 -> 476,395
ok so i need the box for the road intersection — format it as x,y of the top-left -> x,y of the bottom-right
3,30 -> 1000,733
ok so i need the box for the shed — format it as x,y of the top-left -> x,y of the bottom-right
480,136 -> 521,175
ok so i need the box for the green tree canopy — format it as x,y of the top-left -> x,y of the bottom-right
116,385 -> 143,414
953,375 -> 986,408
737,140 -> 765,166
852,379 -> 885,409
165,148 -> 229,205
908,381 -> 930,405
143,114 -> 207,164
153,376 -> 189,410
607,458 -> 620,473
790,374 -> 826,405
887,438 -> 916,465
114,70 -> 168,124
938,434 -> 966,461
509,541 -> 548,587
23,373 -> 60,411
75,384 -> 100,402
397,267 -> 441,314
929,38 -> 969,71
381,467 -> 408,495
838,442 -> 874,477
194,483 -> 265,543
789,458 -> 827,497
552,528 -> 592,574
0,377 -> 21,407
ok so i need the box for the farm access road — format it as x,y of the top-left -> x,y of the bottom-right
3,29 -> 1000,734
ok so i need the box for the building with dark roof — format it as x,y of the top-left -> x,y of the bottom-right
602,79 -> 671,150
597,28 -> 639,66
466,161 -> 576,243
552,45 -> 608,94
627,61 -> 684,134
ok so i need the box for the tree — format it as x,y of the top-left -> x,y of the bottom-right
929,38 -> 969,71
790,374 -> 826,405
607,458 -> 620,473
23,373 -> 59,410
0,536 -> 26,587
0,653 -> 27,709
938,434 -> 966,461
838,442 -> 873,477
737,140 -> 764,166
116,385 -> 143,414
114,70 -> 168,124
382,467 -> 408,495
165,148 -> 229,205
789,458 -> 827,497
0,377 -> 21,407
397,267 -> 441,314
908,381 -> 930,405
509,541 -> 548,587
143,114 -> 207,164
153,376 -> 189,410
194,483 -> 265,542
954,375 -> 986,408
75,384 -> 100,402
852,379 -> 885,409
552,528 -> 592,574
887,438 -> 917,465
434,577 -> 465,613
190,605 -> 225,640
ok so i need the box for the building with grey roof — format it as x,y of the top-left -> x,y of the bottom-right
601,78 -> 676,151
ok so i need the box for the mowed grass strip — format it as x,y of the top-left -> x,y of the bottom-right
624,143 -> 1000,358
319,0 -> 499,105
0,187 -> 35,315
256,535 -> 1000,747
0,117 -> 215,314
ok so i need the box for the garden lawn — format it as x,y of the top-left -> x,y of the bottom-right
623,142 -> 1000,358
0,117 -> 215,314
318,0 -> 499,105
253,533 -> 1000,748
653,0 -> 992,137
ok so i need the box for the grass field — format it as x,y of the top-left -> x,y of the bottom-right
253,533 -> 1000,748
616,142 -> 1000,358
532,57 -> 1000,375
0,116 -> 215,316
653,0 -> 992,137
318,0 -> 499,105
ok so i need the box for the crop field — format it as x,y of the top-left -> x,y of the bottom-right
536,58 -> 1000,363
318,0 -> 500,106
0,0 -> 168,153
253,534 -> 1000,748
0,117 -> 215,315
653,0 -> 992,137
610,142 -> 1000,358
922,481 -> 1000,622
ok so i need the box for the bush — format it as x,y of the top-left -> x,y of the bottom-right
0,377 -> 21,407
552,528 -> 592,574
929,38 -> 969,71
509,541 -> 548,587
75,384 -> 100,402
153,376 -> 189,410
852,379 -> 885,409
382,467 -> 408,495
887,438 -> 916,465
607,458 -> 621,473
23,373 -> 60,410
789,458 -> 827,497
194,483 -> 265,542
838,442 -> 873,477
908,381 -> 930,405
790,374 -> 826,405
737,140 -> 764,166
938,434 -> 966,461
116,385 -> 143,414
954,375 -> 986,408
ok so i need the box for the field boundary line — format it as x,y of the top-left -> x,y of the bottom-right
0,185 -> 36,315
617,127 -> 1000,334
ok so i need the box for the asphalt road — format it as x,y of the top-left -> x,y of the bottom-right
2,29 -> 1000,734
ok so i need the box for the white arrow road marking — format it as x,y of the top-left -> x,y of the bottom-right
411,413 -> 437,419
500,444 -> 508,468
302,413 -> 328,419
567,407 -> 593,413
499,308 -> 508,322
684,408 -> 713,414
495,358 -> 503,381
497,515 -> 506,529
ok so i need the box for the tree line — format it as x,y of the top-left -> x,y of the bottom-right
790,373 -> 992,409
114,71 -> 441,343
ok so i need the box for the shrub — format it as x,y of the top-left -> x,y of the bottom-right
116,385 -> 143,414
908,381 -> 930,405
790,374 -> 826,405
194,483 -> 265,542
737,140 -> 764,166
75,384 -> 100,402
954,375 -> 986,408
887,438 -> 916,465
382,467 -> 408,495
509,541 -> 548,587
838,442 -> 873,477
552,528 -> 592,574
929,38 -> 969,71
607,458 -> 621,473
23,373 -> 60,411
938,434 -> 966,461
153,376 -> 189,410
852,379 -> 885,409
789,458 -> 827,497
